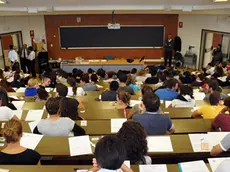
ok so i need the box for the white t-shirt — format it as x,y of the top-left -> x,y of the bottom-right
8,50 -> 18,62
0,106 -> 14,120
77,87 -> 85,96
27,51 -> 35,61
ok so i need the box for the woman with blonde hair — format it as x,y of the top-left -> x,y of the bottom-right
25,78 -> 39,96
0,119 -> 40,164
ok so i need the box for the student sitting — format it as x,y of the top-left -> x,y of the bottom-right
132,94 -> 175,135
154,72 -> 166,89
0,119 -> 40,165
0,86 -> 17,110
35,88 -> 49,102
179,71 -> 195,84
91,73 -> 98,84
56,69 -> 68,85
145,68 -> 158,84
212,97 -> 230,131
204,79 -> 227,100
97,68 -> 106,81
4,66 -> 13,78
212,66 -> 224,78
117,121 -> 151,164
204,63 -> 215,76
192,91 -> 224,119
73,69 -> 83,83
117,91 -> 131,110
135,70 -> 148,83
39,76 -> 51,90
59,97 -> 85,120
126,74 -> 140,92
101,81 -> 119,101
10,74 -> 25,88
127,86 -> 154,119
104,71 -> 116,83
33,97 -> 85,136
130,68 -> 137,80
81,75 -> 98,91
211,133 -> 230,156
171,85 -> 195,108
55,83 -> 68,97
67,77 -> 85,96
191,74 -> 205,87
25,78 -> 38,96
90,135 -> 133,172
117,74 -> 134,95
155,78 -> 179,100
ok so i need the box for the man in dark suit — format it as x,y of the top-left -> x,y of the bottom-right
20,44 -> 29,73
164,34 -> 174,67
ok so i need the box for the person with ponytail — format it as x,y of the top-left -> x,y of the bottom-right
117,91 -> 131,109
0,119 -> 40,165
67,77 -> 85,96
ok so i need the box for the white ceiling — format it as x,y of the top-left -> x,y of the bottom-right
1,0 -> 230,15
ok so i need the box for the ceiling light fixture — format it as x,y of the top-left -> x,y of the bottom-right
0,0 -> 7,4
213,0 -> 228,2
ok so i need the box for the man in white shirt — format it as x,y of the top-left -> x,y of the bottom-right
8,45 -> 19,71
20,44 -> 28,73
26,46 -> 36,77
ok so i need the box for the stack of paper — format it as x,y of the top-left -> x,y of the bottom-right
189,134 -> 210,152
20,133 -> 43,150
178,160 -> 210,172
130,100 -> 141,107
207,132 -> 230,148
147,136 -> 173,152
208,157 -> 230,172
139,165 -> 168,172
16,87 -> 26,93
68,135 -> 92,156
25,110 -> 44,121
12,110 -> 23,120
12,101 -> 25,110
193,92 -> 205,100
117,161 -> 130,172
111,119 -> 127,133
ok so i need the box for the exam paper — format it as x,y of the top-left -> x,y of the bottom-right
193,92 -> 205,100
208,157 -> 230,172
68,135 -> 92,156
111,118 -> 127,133
12,101 -> 25,110
12,110 -> 23,120
165,101 -> 172,108
28,120 -> 40,132
178,160 -> 210,172
25,110 -> 44,121
20,133 -> 43,150
218,76 -> 227,82
139,164 -> 168,172
189,134 -> 210,152
16,87 -> 26,93
117,161 -> 130,172
130,100 -> 141,107
147,136 -> 173,152
207,132 -> 230,148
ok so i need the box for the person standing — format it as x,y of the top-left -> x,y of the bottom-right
20,44 -> 28,73
27,46 -> 36,78
164,34 -> 174,67
8,45 -> 19,71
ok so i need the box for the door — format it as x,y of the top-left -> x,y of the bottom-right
203,32 -> 214,67
0,37 -> 5,69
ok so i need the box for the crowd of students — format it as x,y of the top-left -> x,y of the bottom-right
0,63 -> 230,171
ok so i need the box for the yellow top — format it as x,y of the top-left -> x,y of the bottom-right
196,105 -> 225,119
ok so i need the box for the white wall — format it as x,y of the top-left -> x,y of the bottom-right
178,14 -> 230,68
0,15 -> 46,49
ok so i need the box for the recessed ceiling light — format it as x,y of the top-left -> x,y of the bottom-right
0,0 -> 7,4
213,0 -> 228,2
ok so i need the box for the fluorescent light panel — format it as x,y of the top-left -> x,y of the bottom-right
0,0 -> 7,4
213,0 -> 228,2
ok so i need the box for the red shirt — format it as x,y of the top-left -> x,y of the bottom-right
213,113 -> 230,131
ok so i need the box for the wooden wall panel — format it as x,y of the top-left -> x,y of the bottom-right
45,14 -> 178,60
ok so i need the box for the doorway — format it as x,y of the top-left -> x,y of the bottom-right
0,31 -> 23,68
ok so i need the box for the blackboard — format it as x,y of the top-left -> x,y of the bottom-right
59,26 -> 164,48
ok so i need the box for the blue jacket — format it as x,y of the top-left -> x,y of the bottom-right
25,88 -> 37,96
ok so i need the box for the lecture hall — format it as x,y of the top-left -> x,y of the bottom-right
0,0 -> 230,171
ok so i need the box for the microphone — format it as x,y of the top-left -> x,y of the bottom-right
139,56 -> 145,62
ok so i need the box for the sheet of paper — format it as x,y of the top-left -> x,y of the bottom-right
68,135 -> 92,156
25,110 -> 44,121
117,161 -> 130,172
208,157 -> 230,172
16,87 -> 26,93
12,87 -> 18,91
139,165 -> 168,172
165,101 -> 172,108
189,134 -> 210,152
0,169 -> 9,172
45,87 -> 52,92
12,101 -> 25,110
20,133 -> 43,150
12,110 -> 23,120
96,84 -> 103,88
218,76 -> 227,82
111,118 -> 127,133
193,92 -> 205,100
207,132 -> 230,148
206,75 -> 211,79
147,136 -> 173,152
28,120 -> 40,132
130,100 -> 141,107
178,160 -> 210,172
9,96 -> 19,100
